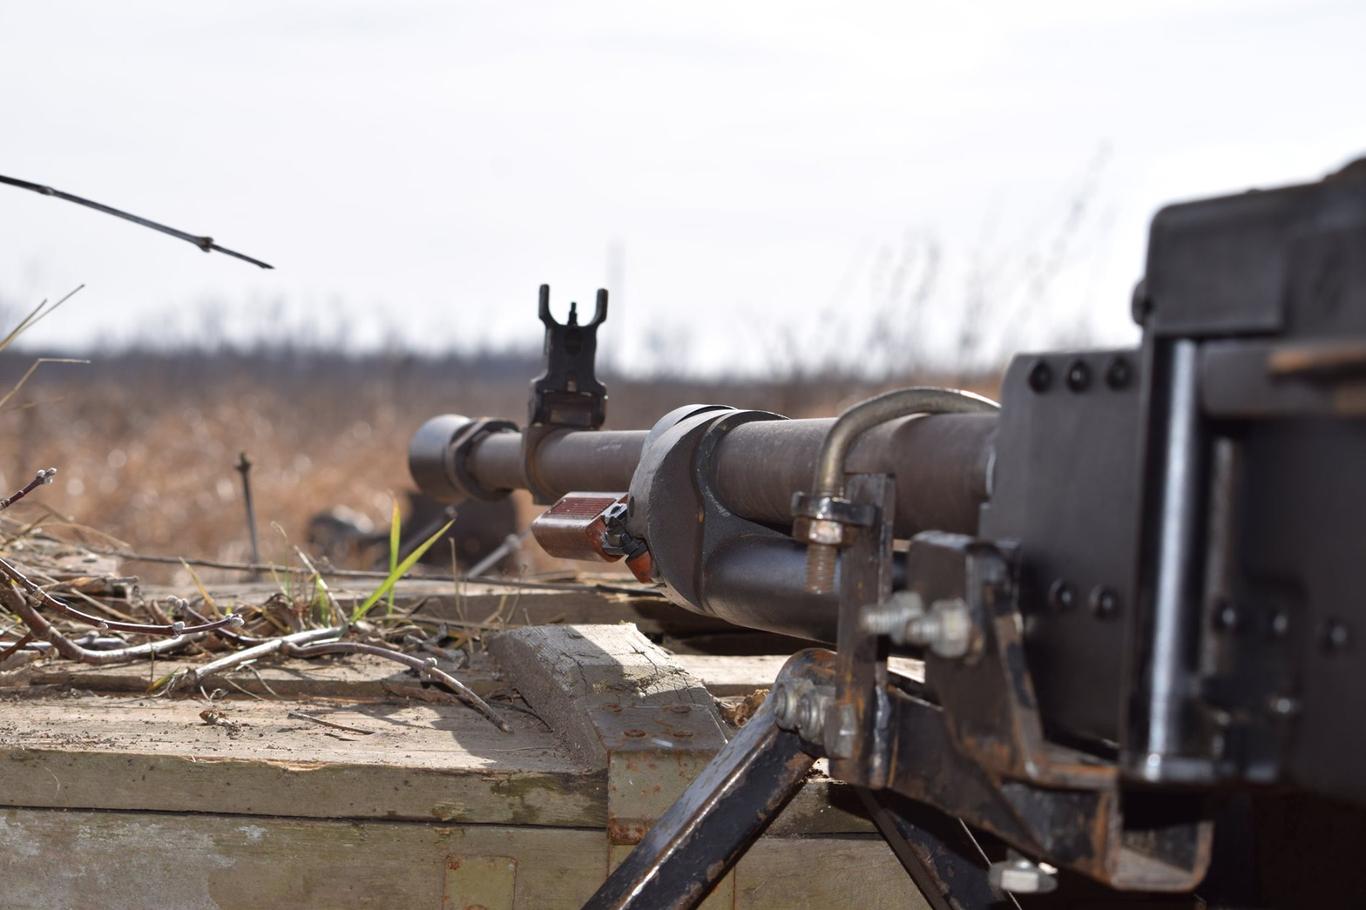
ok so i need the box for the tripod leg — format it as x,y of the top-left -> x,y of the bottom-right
857,788 -> 999,910
582,655 -> 827,910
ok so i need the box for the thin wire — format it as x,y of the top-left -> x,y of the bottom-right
957,818 -> 1023,910
0,173 -> 273,269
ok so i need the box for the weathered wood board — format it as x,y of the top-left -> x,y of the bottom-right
0,692 -> 600,826
0,612 -> 924,908
0,808 -> 926,910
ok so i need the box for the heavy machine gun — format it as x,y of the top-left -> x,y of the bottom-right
409,162 -> 1366,908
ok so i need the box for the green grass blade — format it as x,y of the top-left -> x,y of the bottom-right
386,499 -> 401,614
352,519 -> 453,622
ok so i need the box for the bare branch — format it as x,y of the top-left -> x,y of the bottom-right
281,638 -> 510,733
0,468 -> 57,512
164,626 -> 343,692
0,555 -> 242,637
0,631 -> 34,663
0,585 -> 204,665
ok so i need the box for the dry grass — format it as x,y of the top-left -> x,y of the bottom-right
0,348 -> 991,585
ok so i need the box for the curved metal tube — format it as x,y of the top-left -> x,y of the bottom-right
804,387 -> 999,594
812,387 -> 1000,499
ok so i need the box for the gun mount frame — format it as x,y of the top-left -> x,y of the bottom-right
412,162 -> 1366,908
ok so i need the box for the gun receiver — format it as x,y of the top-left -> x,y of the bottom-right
411,161 -> 1366,907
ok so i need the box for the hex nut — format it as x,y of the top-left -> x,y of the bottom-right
796,693 -> 823,742
796,687 -> 837,746
988,858 -> 1057,895
927,598 -> 973,659
804,519 -> 846,546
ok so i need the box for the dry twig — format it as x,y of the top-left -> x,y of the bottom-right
0,468 -> 57,512
0,584 -> 206,664
280,638 -> 510,733
286,711 -> 373,736
0,555 -> 241,637
164,626 -> 343,691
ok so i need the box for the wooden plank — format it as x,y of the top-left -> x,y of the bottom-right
490,624 -> 729,845
0,693 -> 602,827
737,835 -> 929,909
14,647 -> 919,703
8,652 -> 505,701
489,625 -> 876,839
488,624 -> 725,765
0,807 -> 923,910
444,854 -> 519,910
0,808 -> 607,910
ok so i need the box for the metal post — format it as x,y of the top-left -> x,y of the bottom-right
234,452 -> 262,579
1137,339 -> 1207,779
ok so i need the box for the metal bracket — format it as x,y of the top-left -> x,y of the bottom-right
523,284 -> 609,503
529,492 -> 654,583
528,283 -> 608,431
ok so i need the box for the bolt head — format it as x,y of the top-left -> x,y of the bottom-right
1048,579 -> 1075,611
1090,586 -> 1119,619
1212,599 -> 1238,632
1323,619 -> 1351,653
1105,356 -> 1132,390
1066,359 -> 1092,392
1268,695 -> 1300,717
1027,361 -> 1052,393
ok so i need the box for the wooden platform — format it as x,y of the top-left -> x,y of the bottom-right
0,583 -> 928,910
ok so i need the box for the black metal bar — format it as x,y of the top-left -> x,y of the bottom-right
1131,337 -> 1211,781
581,650 -> 833,910
856,789 -> 999,910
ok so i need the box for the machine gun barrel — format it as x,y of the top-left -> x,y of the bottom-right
413,412 -> 996,540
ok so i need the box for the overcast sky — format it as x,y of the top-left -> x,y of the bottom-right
1,1 -> 1362,374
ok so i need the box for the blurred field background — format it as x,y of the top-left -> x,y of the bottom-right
0,162 -> 1102,586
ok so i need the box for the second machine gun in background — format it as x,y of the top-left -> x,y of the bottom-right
409,161 -> 1366,909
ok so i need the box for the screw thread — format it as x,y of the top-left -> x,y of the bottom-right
861,607 -> 905,636
805,544 -> 838,594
